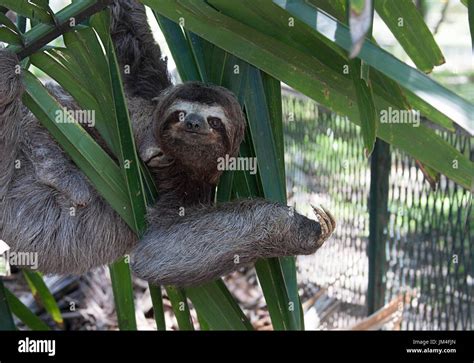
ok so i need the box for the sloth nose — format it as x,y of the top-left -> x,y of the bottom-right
185,113 -> 204,130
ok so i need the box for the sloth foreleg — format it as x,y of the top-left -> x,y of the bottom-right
131,199 -> 335,287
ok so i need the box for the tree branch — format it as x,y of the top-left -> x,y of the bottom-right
6,0 -> 112,60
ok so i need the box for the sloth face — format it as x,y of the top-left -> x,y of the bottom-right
162,101 -> 230,151
152,82 -> 246,182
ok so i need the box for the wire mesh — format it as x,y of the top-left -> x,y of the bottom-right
386,133 -> 472,330
282,93 -> 473,330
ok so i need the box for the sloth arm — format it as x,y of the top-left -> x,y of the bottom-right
110,0 -> 172,99
131,199 -> 335,287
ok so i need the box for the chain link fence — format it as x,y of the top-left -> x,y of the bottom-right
282,93 -> 473,330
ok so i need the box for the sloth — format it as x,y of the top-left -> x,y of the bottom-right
0,0 -> 335,287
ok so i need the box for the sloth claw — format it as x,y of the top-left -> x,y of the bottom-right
311,205 -> 336,244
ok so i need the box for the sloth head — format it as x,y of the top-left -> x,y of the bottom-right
150,82 -> 246,183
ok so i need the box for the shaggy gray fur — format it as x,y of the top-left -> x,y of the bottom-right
0,50 -> 137,274
0,51 -> 23,199
110,0 -> 171,99
0,0 -> 336,286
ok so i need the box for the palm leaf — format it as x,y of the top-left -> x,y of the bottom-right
109,259 -> 137,330
0,12 -> 22,44
374,0 -> 445,73
186,281 -> 253,330
0,280 -> 15,330
149,285 -> 166,330
165,287 -> 194,330
273,0 -> 473,135
5,288 -> 50,330
7,0 -> 110,60
22,271 -> 63,327
244,67 -> 302,330
0,0 -> 54,25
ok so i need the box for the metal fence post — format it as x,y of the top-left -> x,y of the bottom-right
367,138 -> 391,315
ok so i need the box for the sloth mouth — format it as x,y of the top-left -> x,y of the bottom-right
144,150 -> 163,165
145,155 -> 162,167
144,149 -> 174,168
145,155 -> 159,166
146,154 -> 174,168
184,130 -> 208,136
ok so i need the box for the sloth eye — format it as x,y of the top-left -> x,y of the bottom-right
208,117 -> 222,129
